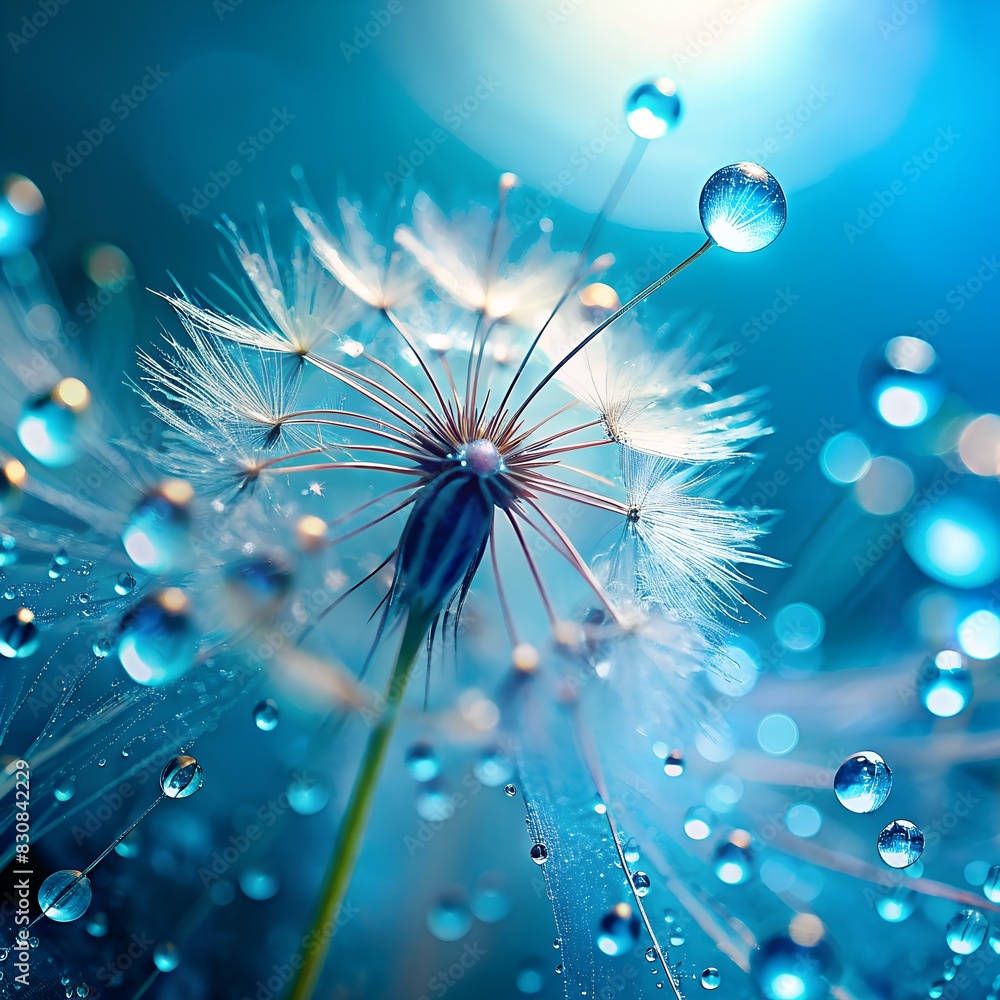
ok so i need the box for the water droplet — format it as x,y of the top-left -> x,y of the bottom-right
623,838 -> 640,864
122,480 -> 193,573
701,968 -> 721,990
474,745 -> 515,787
700,162 -> 786,253
834,751 -> 892,814
77,592 -> 90,604
17,381 -> 89,467
415,785 -> 455,822
645,948 -> 657,963
624,77 -> 681,139
669,927 -> 686,947
91,637 -> 110,659
85,912 -> 108,937
751,933 -> 838,1000
0,458 -> 26,515
918,650 -> 972,718
115,829 -> 141,859
530,843 -> 548,865
38,870 -> 92,922
160,754 -> 204,799
97,758 -> 106,767
253,698 -> 279,731
471,876 -> 511,923
984,865 -> 1000,903
877,819 -> 924,869
3,587 -> 15,600
239,867 -> 279,901
663,750 -> 684,777
946,909 -> 988,955
116,588 -> 195,686
713,832 -> 755,884
633,871 -> 651,897
224,557 -> 292,606
928,982 -> 945,999
596,902 -> 640,956
0,534 -> 16,568
863,336 -> 945,429
153,941 -> 179,973
592,794 -> 608,815
504,783 -> 517,797
405,742 -> 441,782
516,958 -> 545,994
54,776 -> 76,802
683,806 -> 715,840
288,776 -> 330,816
876,886 -> 916,923
0,607 -> 39,658
427,893 -> 472,941
114,572 -> 135,596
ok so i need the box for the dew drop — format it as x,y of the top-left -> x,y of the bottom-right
91,637 -> 110,659
683,806 -> 715,841
984,865 -> 1000,903
504,783 -> 517,797
624,77 -> 681,139
877,819 -> 924,869
876,886 -> 916,923
288,776 -> 330,816
427,893 -> 472,941
405,742 -> 441,782
116,588 -> 195,686
530,843 -> 549,865
54,776 -> 76,802
633,871 -> 651,897
663,750 -> 684,777
516,958 -> 545,994
918,650 -> 972,718
85,912 -> 108,938
946,908 -> 988,955
700,162 -> 786,253
38,870 -> 92,922
239,867 -> 279,901
669,927 -> 686,947
474,745 -> 515,787
623,838 -> 640,864
153,941 -> 179,973
596,903 -> 640,956
0,607 -> 39,658
160,754 -> 204,799
114,572 -> 135,596
701,968 -> 721,990
713,832 -> 755,884
645,948 -> 657,963
122,481 -> 192,573
834,751 -> 892,814
253,698 -> 279,731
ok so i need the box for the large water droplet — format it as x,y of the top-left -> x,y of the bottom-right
700,162 -> 786,253
529,843 -> 548,865
946,909 -> 988,955
38,870 -> 92,922
596,903 -> 641,957
114,572 -> 135,596
160,755 -> 204,799
405,743 -> 441,782
253,699 -> 279,731
632,871 -> 651,897
122,481 -> 193,573
427,893 -> 472,941
17,380 -> 90,467
918,650 -> 972,718
116,589 -> 195,686
0,607 -> 39,658
701,968 -> 721,990
625,78 -> 682,139
983,865 -> 1000,903
834,751 -> 892,814
153,941 -> 180,973
877,819 -> 924,869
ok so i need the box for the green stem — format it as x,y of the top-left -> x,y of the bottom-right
284,610 -> 428,1000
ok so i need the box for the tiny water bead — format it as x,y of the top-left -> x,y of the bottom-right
625,77 -> 682,139
38,870 -> 92,922
876,886 -> 917,923
504,783 -> 517,797
683,806 -> 715,841
116,588 -> 196,686
16,379 -> 91,467
253,699 -> 279,731
946,909 -> 988,955
633,871 -> 651,897
160,755 -> 204,799
121,479 -> 193,573
529,843 -> 549,865
877,819 -> 924,869
701,968 -> 721,990
663,750 -> 684,777
699,162 -> 786,253
114,572 -> 135,596
596,903 -> 641,956
984,865 -> 1000,903
427,893 -> 473,941
153,941 -> 180,973
917,650 -> 973,718
0,607 -> 39,658
713,831 -> 755,884
834,751 -> 892,814
405,742 -> 441,782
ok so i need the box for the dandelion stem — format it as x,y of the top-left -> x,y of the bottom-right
284,609 -> 429,1000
